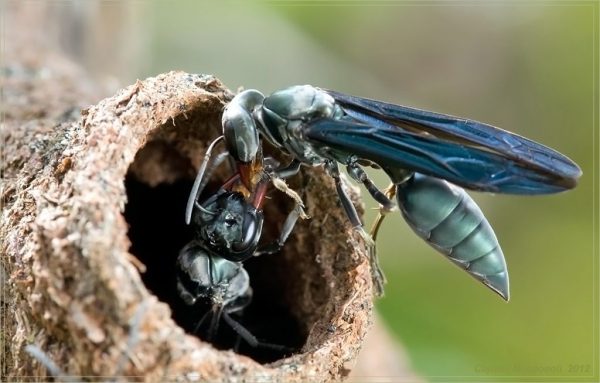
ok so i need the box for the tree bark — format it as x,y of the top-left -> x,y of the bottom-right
1,3 -> 419,381
1,4 -> 375,381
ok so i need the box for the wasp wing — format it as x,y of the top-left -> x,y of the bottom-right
312,90 -> 581,194
305,116 -> 576,194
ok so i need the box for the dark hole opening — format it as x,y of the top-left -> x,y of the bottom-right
123,143 -> 305,363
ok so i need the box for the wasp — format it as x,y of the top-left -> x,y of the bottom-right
220,85 -> 582,300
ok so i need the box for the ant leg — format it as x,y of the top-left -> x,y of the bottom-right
193,309 -> 213,335
206,305 -> 224,342
25,345 -> 76,382
233,334 -> 243,353
325,160 -> 386,297
221,312 -> 293,353
196,151 -> 229,198
113,299 -> 150,378
185,136 -> 226,224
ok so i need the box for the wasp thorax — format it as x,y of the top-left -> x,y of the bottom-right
263,85 -> 336,121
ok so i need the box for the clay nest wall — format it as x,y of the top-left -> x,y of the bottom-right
1,70 -> 374,381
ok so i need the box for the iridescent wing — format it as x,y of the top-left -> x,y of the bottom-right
304,89 -> 581,194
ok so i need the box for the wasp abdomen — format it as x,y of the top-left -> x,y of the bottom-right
396,173 -> 509,300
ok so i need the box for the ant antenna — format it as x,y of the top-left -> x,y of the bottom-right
186,136 -> 224,224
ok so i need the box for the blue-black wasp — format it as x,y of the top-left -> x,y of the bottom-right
219,85 -> 582,300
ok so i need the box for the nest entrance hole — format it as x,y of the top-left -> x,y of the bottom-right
123,139 -> 306,363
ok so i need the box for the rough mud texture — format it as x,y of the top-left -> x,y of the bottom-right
2,64 -> 375,381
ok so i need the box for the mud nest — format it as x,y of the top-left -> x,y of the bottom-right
2,71 -> 374,381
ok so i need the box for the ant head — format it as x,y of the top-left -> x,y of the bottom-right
194,192 -> 264,262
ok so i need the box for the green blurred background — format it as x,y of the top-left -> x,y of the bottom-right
38,1 -> 598,381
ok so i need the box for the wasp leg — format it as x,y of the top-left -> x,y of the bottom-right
268,158 -> 308,217
365,183 -> 397,298
255,204 -> 303,256
270,177 -> 309,219
222,312 -> 293,353
325,161 -> 385,296
325,160 -> 363,229
273,158 -> 302,179
261,157 -> 308,218
369,183 -> 397,241
346,158 -> 396,213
